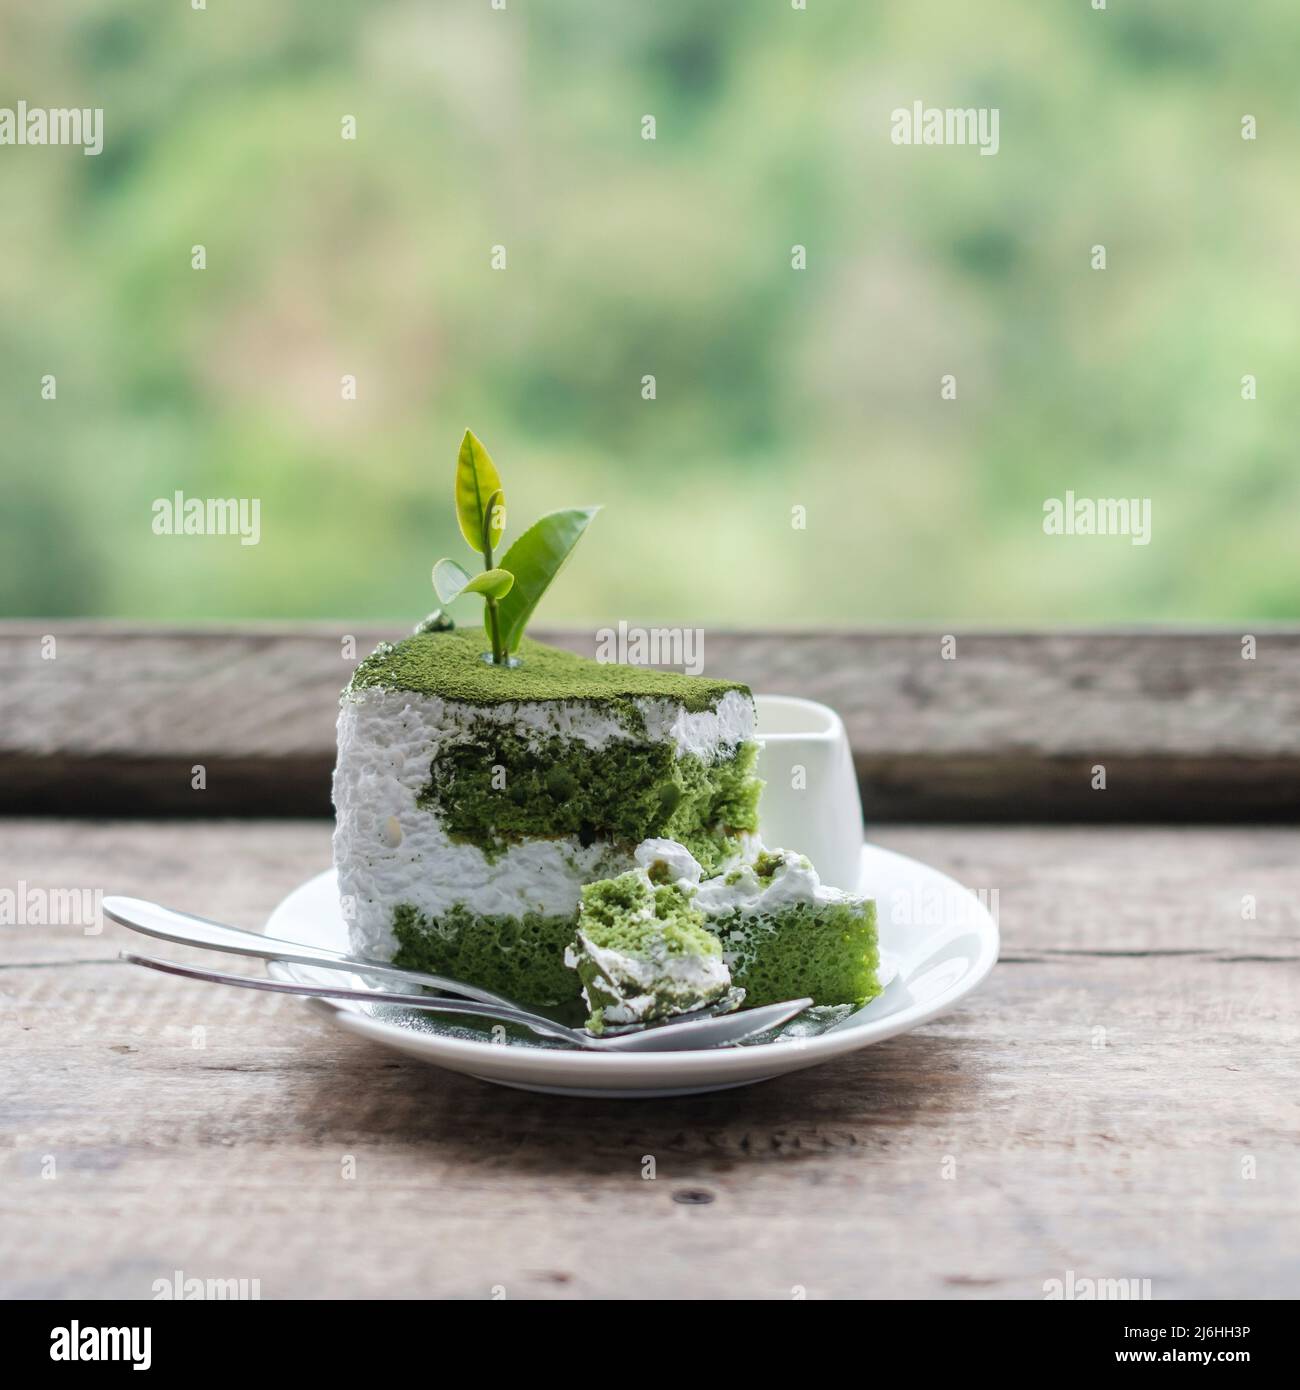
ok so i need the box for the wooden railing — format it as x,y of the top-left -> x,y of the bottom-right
3,623 -> 1298,818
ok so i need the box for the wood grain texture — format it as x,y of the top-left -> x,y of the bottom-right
4,623 -> 1299,820
2,820 -> 1297,1300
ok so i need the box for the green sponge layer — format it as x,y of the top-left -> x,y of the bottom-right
391,903 -> 583,1017
578,871 -> 718,955
420,734 -> 761,873
707,900 -> 880,1009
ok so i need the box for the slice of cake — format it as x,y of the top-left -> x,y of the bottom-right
697,848 -> 880,1009
332,629 -> 762,1014
634,838 -> 880,1010
565,866 -> 735,1034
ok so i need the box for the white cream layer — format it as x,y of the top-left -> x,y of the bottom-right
635,838 -> 866,916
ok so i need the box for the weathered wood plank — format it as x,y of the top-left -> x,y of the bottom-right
2,820 -> 1297,1299
2,624 -> 1299,818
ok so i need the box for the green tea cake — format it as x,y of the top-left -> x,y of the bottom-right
566,864 -> 734,1033
332,630 -> 762,1011
635,838 -> 880,1010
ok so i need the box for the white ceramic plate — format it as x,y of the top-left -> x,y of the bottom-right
266,844 -> 998,1098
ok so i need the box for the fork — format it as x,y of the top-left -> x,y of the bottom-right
120,950 -> 811,1051
104,896 -> 811,1051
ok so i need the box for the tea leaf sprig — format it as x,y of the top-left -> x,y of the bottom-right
432,429 -> 599,664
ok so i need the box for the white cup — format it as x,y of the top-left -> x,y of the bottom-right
753,695 -> 864,892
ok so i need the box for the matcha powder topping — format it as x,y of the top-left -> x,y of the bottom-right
345,630 -> 747,712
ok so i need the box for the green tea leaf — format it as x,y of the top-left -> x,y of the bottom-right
433,558 -> 514,606
496,507 -> 600,652
432,556 -> 472,604
461,567 -> 514,600
455,429 -> 503,554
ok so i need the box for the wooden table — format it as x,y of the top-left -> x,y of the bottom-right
2,627 -> 1298,1299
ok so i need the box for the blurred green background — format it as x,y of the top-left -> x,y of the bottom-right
2,0 -> 1297,625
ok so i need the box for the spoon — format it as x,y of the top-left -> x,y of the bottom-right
120,950 -> 813,1052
